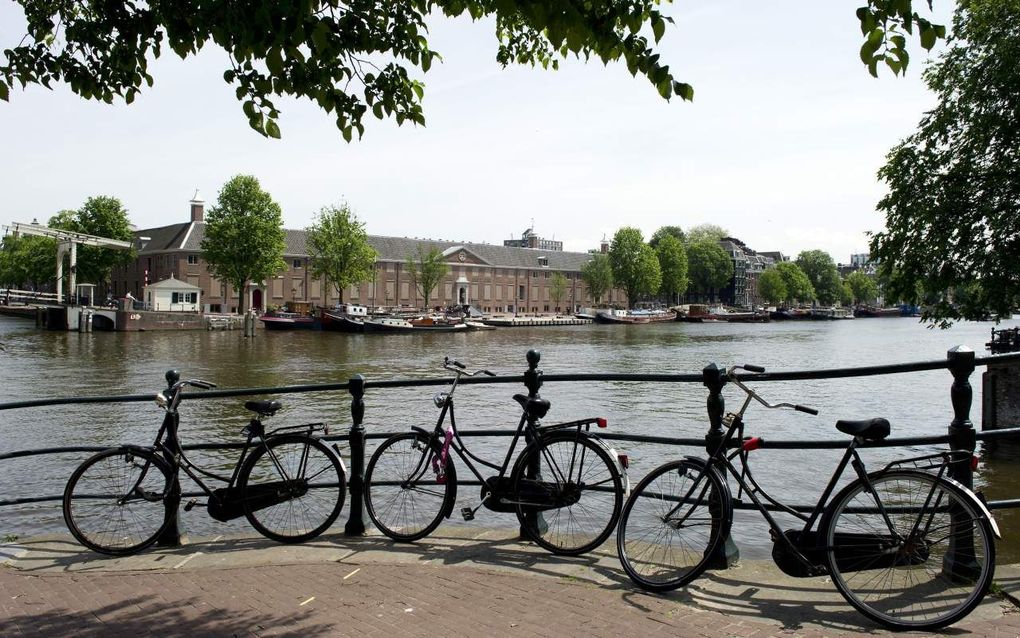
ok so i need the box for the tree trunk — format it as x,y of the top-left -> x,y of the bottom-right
239,279 -> 249,316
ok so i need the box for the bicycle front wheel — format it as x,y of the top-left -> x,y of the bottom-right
63,447 -> 175,556
511,433 -> 622,556
365,432 -> 454,542
617,458 -> 731,591
238,435 -> 346,543
822,469 -> 995,630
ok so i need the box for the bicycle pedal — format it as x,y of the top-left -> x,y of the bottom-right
183,498 -> 198,512
460,507 -> 475,521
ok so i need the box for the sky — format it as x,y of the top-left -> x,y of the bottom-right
0,1 -> 953,264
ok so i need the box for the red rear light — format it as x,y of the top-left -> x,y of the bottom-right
972,455 -> 980,471
742,437 -> 763,452
596,418 -> 607,428
617,454 -> 629,469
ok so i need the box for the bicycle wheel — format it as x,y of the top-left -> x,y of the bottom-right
365,431 -> 454,542
238,435 -> 346,543
617,458 -> 731,591
62,447 -> 175,556
822,469 -> 995,630
511,432 -> 622,556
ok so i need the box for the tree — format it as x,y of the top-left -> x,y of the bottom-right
1,3 -> 945,140
581,253 -> 613,305
845,270 -> 879,305
405,246 -> 449,310
685,224 -> 728,245
686,240 -> 733,302
655,235 -> 688,304
774,262 -> 815,305
608,227 -> 660,307
870,0 -> 1020,326
649,225 -> 686,249
757,269 -> 788,306
200,175 -> 287,315
0,234 -> 56,290
549,272 -> 568,311
306,204 -> 378,304
72,196 -> 135,287
795,250 -> 842,306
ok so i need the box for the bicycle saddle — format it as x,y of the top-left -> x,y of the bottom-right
835,418 -> 890,441
244,400 -> 282,417
512,393 -> 551,420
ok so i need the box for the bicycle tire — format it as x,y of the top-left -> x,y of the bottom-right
511,432 -> 623,556
821,469 -> 995,630
238,435 -> 346,543
62,447 -> 175,556
617,457 -> 731,591
365,431 -> 455,542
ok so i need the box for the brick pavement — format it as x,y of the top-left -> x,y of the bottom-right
1,530 -> 1019,637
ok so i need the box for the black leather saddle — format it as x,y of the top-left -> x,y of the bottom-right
244,400 -> 282,417
512,393 -> 551,420
835,418 -> 890,441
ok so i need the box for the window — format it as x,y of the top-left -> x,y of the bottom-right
518,285 -> 526,300
531,271 -> 538,278
187,255 -> 199,265
171,292 -> 197,304
538,256 -> 548,267
293,259 -> 302,269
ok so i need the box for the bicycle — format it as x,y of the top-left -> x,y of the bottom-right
616,363 -> 999,631
364,352 -> 627,555
63,370 -> 347,555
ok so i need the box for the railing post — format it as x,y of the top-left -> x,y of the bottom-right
157,370 -> 183,547
344,374 -> 367,536
944,345 -> 979,579
521,349 -> 546,538
703,362 -> 738,569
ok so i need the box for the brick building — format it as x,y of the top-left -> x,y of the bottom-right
110,197 -> 625,314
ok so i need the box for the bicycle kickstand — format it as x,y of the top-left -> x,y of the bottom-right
461,491 -> 491,521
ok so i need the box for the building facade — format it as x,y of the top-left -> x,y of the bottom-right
110,199 -> 625,314
503,228 -> 564,252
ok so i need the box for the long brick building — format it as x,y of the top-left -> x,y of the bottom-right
110,197 -> 626,314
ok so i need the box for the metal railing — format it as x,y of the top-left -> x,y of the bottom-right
2,346 -> 1019,552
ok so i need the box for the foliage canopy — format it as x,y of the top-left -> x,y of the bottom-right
795,250 -> 842,306
686,240 -> 732,300
306,204 -> 378,303
581,253 -> 613,304
1,1 -> 944,139
608,227 -> 660,307
200,175 -> 287,315
870,0 -> 1020,326
655,234 -> 688,304
774,262 -> 815,305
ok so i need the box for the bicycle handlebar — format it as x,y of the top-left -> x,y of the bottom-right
726,364 -> 817,416
442,357 -> 496,377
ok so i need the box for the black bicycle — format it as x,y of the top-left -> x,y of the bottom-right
63,370 -> 347,555
365,352 -> 627,555
616,363 -> 998,631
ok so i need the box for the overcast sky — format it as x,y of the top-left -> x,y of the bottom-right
0,1 -> 952,263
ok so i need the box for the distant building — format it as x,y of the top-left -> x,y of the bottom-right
850,253 -> 870,267
503,228 -> 563,252
110,198 -> 627,315
758,251 -> 789,263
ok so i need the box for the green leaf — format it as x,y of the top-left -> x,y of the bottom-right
422,52 -> 432,72
652,16 -> 665,43
266,47 -> 284,76
885,56 -> 902,76
243,100 -> 257,119
341,126 -> 352,142
265,119 -> 281,139
919,25 -> 936,50
0,81 -> 8,102
676,82 -> 693,101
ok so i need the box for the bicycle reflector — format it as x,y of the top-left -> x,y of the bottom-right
617,454 -> 629,469
596,418 -> 608,428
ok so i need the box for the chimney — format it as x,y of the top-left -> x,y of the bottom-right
600,236 -> 609,254
189,188 -> 205,223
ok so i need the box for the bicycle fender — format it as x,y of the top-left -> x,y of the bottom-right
411,426 -> 458,519
586,434 -> 630,497
939,476 -> 1001,539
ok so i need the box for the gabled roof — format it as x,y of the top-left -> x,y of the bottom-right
145,276 -> 200,290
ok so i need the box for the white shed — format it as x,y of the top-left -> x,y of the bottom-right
144,276 -> 201,312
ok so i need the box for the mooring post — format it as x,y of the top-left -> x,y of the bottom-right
345,374 -> 367,536
521,349 -> 545,538
945,345 -> 980,579
703,362 -> 738,569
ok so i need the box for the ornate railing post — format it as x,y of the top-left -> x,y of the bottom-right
703,362 -> 737,568
944,345 -> 979,579
521,349 -> 546,538
344,374 -> 367,536
157,370 -> 183,547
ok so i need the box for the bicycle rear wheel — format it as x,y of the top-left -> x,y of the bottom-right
511,433 -> 622,556
617,458 -> 731,591
238,435 -> 346,543
822,469 -> 995,630
63,447 -> 175,556
365,431 -> 454,542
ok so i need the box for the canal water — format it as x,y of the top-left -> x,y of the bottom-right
1,314 -> 1017,560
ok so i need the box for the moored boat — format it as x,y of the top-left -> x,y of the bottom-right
362,315 -> 468,333
809,307 -> 855,320
853,305 -> 902,318
259,311 -> 318,330
595,308 -> 675,324
320,304 -> 369,333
